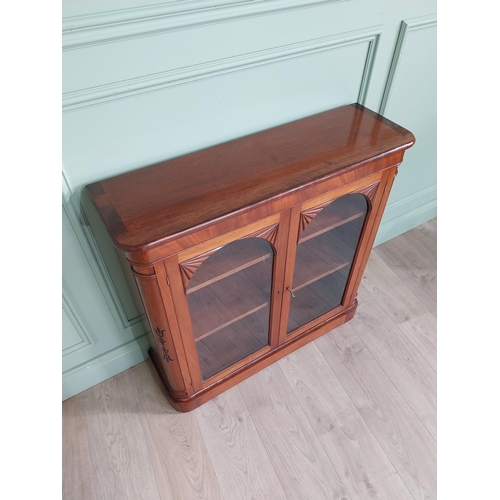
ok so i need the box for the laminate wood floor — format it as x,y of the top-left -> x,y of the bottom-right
63,219 -> 437,500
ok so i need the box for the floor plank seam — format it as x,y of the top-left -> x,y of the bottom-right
318,325 -> 436,500
374,242 -> 436,317
396,318 -> 437,374
237,367 -> 353,500
352,326 -> 437,445
234,382 -> 303,500
128,371 -> 172,500
80,394 -> 101,500
315,337 -> 423,500
314,334 -> 421,500
365,249 -> 434,321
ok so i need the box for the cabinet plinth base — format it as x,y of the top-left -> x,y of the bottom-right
149,299 -> 358,412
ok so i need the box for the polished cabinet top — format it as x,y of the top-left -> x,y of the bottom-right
86,103 -> 415,252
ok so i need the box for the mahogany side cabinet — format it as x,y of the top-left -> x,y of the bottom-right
86,103 -> 415,412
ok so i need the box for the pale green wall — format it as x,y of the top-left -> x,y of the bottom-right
62,0 -> 437,399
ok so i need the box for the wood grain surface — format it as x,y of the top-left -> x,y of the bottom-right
80,371 -> 161,500
130,362 -> 223,500
237,363 -> 351,500
316,325 -> 437,500
85,104 -> 414,252
348,295 -> 437,440
277,341 -> 358,436
398,312 -> 437,372
319,416 -> 414,500
374,222 -> 437,318
195,388 -> 288,500
62,395 -> 97,500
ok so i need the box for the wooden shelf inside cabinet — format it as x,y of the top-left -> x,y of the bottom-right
292,234 -> 352,293
285,212 -> 365,336
298,194 -> 367,244
85,103 -> 415,412
188,283 -> 270,342
186,239 -> 272,294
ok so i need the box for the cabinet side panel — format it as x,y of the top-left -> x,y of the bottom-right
343,166 -> 399,306
163,256 -> 206,391
132,267 -> 189,398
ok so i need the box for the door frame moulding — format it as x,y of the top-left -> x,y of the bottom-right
63,0 -> 349,50
379,14 -> 437,114
63,27 -> 381,111
62,283 -> 95,357
62,171 -> 145,332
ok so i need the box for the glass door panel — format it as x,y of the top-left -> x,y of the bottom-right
186,238 -> 273,380
287,194 -> 367,334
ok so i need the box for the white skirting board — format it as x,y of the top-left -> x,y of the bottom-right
62,334 -> 150,401
374,185 -> 436,247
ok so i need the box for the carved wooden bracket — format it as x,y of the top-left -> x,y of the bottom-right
179,224 -> 278,291
179,246 -> 222,290
299,200 -> 332,235
243,223 -> 278,247
356,181 -> 380,202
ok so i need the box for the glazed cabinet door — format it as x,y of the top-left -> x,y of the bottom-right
169,214 -> 287,388
280,173 -> 391,341
286,193 -> 367,334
